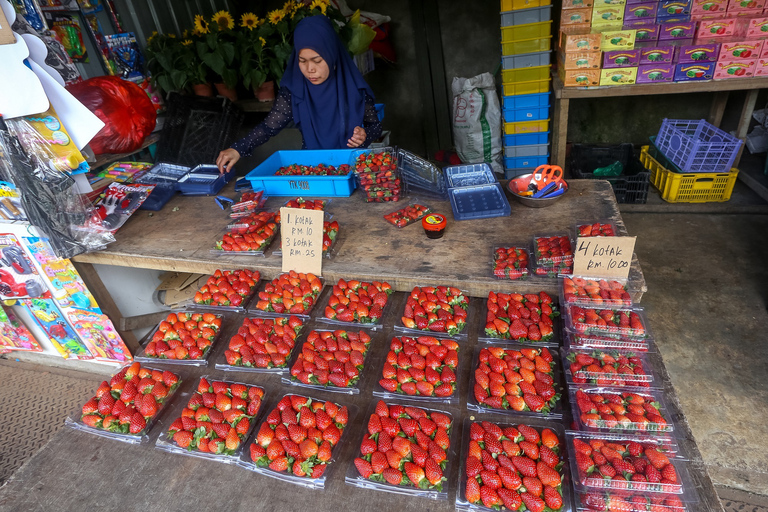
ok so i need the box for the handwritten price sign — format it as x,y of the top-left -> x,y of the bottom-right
572,236 -> 636,279
280,207 -> 324,275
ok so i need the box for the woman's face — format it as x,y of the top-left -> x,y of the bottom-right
298,48 -> 330,85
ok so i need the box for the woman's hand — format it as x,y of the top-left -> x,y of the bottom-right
347,126 -> 366,148
216,148 -> 241,174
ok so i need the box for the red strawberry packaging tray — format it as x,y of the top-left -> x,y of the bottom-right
214,315 -> 305,373
455,418 -> 571,512
373,335 -> 461,404
384,203 -> 432,228
574,488 -> 689,512
284,329 -> 374,394
564,348 -> 656,389
240,393 -> 356,489
250,271 -> 324,317
571,386 -> 674,435
214,211 -> 279,255
354,149 -> 402,203
190,269 -> 260,311
345,400 -> 454,500
564,331 -> 656,353
564,305 -> 651,340
468,343 -> 564,418
567,432 -> 695,500
534,234 -> 574,267
155,376 -> 265,464
561,275 -> 633,308
68,362 -> 182,444
481,290 -> 559,345
135,311 -> 224,366
492,246 -> 531,281
317,278 -> 395,329
574,221 -> 618,238
397,285 -> 471,338
229,189 -> 267,218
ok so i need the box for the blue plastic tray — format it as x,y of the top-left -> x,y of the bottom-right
448,183 -> 511,220
504,131 -> 550,146
245,149 -> 357,197
178,164 -> 235,196
443,163 -> 496,188
136,163 -> 190,188
504,154 -> 549,169
503,105 -> 550,122
502,92 -> 550,110
139,184 -> 176,211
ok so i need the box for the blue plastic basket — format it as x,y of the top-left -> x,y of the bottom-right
245,149 -> 357,196
504,154 -> 549,169
655,118 -> 742,173
503,105 -> 550,122
502,92 -> 550,110
504,131 -> 550,146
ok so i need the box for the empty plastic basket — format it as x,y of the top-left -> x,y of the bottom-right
654,118 -> 743,173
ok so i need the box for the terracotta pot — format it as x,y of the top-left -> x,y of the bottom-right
214,82 -> 238,102
191,83 -> 214,97
253,80 -> 275,102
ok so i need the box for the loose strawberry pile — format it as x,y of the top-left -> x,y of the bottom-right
462,421 -> 565,511
567,306 -> 646,337
383,204 -> 431,228
80,362 -> 180,435
253,271 -> 323,315
217,211 -> 278,251
223,315 -> 304,369
577,488 -> 686,512
562,276 -> 632,307
274,163 -> 350,176
353,401 -> 451,492
323,278 -> 393,324
250,394 -> 348,479
193,269 -> 259,308
484,291 -> 557,342
379,336 -> 459,398
577,222 -> 616,237
473,346 -> 561,414
143,312 -> 222,360
574,388 -> 670,432
493,247 -> 530,280
401,285 -> 469,335
567,349 -> 651,387
571,435 -> 682,494
290,329 -> 371,389
166,378 -> 264,455
355,150 -> 401,202
534,235 -> 573,276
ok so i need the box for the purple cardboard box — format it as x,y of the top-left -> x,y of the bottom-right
659,21 -> 697,40
603,49 -> 642,67
674,61 -> 716,80
628,22 -> 661,41
677,43 -> 720,63
637,63 -> 676,82
624,2 -> 660,21
639,45 -> 678,63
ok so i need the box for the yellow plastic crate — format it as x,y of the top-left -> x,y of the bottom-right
501,65 -> 552,83
501,21 -> 553,42
502,78 -> 551,96
502,36 -> 552,55
505,119 -> 550,135
639,146 -> 739,203
501,0 -> 551,11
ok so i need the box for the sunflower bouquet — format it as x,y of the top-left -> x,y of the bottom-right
195,10 -> 240,90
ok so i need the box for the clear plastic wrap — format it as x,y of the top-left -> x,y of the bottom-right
315,278 -> 395,329
573,221 -> 619,238
134,311 -> 223,364
561,275 -> 633,308
563,347 -> 657,389
480,290 -> 559,344
250,271 -> 324,317
214,315 -> 305,373
189,269 -> 260,312
563,330 -> 656,353
570,386 -> 675,435
395,285 -> 471,338
383,203 -> 432,228
492,245 -> 531,281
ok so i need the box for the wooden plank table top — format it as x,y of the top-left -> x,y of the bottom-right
73,179 -> 647,301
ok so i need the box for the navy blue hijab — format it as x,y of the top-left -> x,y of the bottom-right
281,15 -> 374,149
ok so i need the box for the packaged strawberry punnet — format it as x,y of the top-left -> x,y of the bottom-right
215,315 -> 305,373
574,221 -> 619,238
574,488 -> 688,512
284,329 -> 373,394
354,148 -> 402,202
383,203 -> 432,228
571,386 -> 674,434
319,278 -> 394,328
229,189 -> 267,218
482,290 -> 559,344
561,275 -> 633,308
135,311 -> 223,365
468,343 -> 564,418
191,269 -> 260,310
241,393 -> 354,488
397,285 -> 470,337
564,330 -> 656,353
156,377 -> 265,463
564,304 -> 650,339
455,418 -> 570,512
345,400 -> 454,500
215,210 -> 278,254
69,362 -> 182,444
281,197 -> 329,212
533,234 -> 574,277
251,271 -> 323,316
373,335 -> 460,404
564,347 -> 656,389
492,246 -> 531,281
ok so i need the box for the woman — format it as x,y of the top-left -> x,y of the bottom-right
216,15 -> 382,173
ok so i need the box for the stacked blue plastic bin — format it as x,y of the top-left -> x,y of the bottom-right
500,0 -> 553,178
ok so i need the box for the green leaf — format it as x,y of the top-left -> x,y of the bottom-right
222,42 -> 235,65
170,69 -> 187,90
156,75 -> 173,94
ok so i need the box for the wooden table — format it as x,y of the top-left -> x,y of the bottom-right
551,73 -> 768,170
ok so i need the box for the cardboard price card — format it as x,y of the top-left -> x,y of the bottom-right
573,236 -> 636,279
280,207 -> 324,276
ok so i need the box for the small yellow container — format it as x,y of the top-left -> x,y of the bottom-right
501,0 -> 551,11
639,146 -> 739,203
502,78 -> 551,96
505,119 -> 551,134
502,36 -> 552,55
501,21 -> 553,42
501,65 -> 552,83
599,67 -> 638,85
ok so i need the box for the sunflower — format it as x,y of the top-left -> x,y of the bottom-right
181,39 -> 193,46
240,12 -> 259,30
259,37 -> 267,47
147,31 -> 158,44
212,10 -> 235,30
194,14 -> 209,34
268,9 -> 285,24
182,29 -> 189,38
283,0 -> 297,13
309,0 -> 328,15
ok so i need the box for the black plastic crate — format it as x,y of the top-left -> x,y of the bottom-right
569,143 -> 650,204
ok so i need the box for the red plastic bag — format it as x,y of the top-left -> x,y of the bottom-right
67,76 -> 157,155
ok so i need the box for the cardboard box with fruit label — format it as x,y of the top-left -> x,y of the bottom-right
600,28 -> 638,49
599,66 -> 639,84
730,8 -> 764,15
640,45 -> 678,63
593,4 -> 627,24
561,29 -> 603,50
593,0 -> 628,6
559,67 -> 602,85
637,63 -> 677,81
696,17 -> 739,38
624,2 -> 660,20
628,22 -> 662,41
559,49 -> 603,68
659,21 -> 698,40
563,7 -> 594,24
726,0 -> 766,12
692,0 -> 729,14
563,0 -> 595,8
678,43 -> 722,62
720,40 -> 763,59
691,11 -> 729,18
674,61 -> 716,79
713,58 -> 757,77
746,16 -> 768,37
659,0 -> 694,14
603,48 -> 642,66
753,56 -> 768,74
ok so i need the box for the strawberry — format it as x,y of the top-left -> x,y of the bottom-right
173,430 -> 193,448
466,477 -> 481,503
480,486 -> 502,508
512,456 -> 538,478
480,470 -> 502,490
498,488 -> 523,510
129,412 -> 146,434
371,451 -> 388,474
269,457 -> 289,472
521,492 -> 546,512
537,461 -> 561,487
382,468 -> 403,485
404,462 -> 426,487
466,457 -> 483,478
645,447 -> 670,469
498,465 -> 522,489
355,457 -> 373,478
543,485 -> 563,510
541,428 -> 559,448
424,458 -> 442,485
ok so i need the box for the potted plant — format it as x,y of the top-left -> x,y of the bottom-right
237,13 -> 273,101
195,11 -> 240,101
145,32 -> 190,95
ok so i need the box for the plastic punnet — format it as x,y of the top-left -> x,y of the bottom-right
570,386 -> 674,434
214,315 -> 305,373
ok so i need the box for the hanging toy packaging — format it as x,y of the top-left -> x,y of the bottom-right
105,33 -> 144,80
19,298 -> 91,359
0,305 -> 42,354
46,11 -> 88,62
0,234 -> 50,300
67,309 -> 131,362
87,182 -> 154,233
